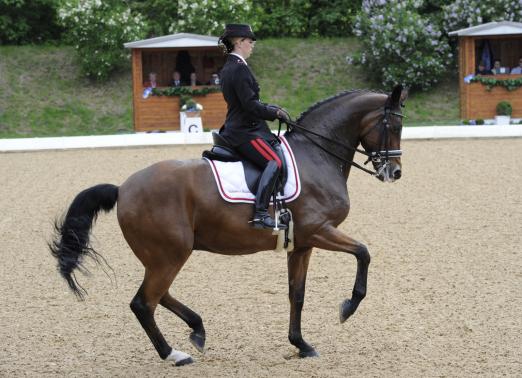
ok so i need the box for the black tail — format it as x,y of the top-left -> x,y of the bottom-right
49,184 -> 119,300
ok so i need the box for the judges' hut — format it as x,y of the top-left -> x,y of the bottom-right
124,33 -> 227,132
449,21 -> 522,120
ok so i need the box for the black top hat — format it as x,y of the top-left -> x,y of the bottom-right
220,24 -> 256,41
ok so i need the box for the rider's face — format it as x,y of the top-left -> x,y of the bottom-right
238,38 -> 255,59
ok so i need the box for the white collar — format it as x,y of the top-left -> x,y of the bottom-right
230,53 -> 247,66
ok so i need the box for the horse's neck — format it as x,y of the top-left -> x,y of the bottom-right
287,94 -> 377,178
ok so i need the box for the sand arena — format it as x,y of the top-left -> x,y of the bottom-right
0,139 -> 520,377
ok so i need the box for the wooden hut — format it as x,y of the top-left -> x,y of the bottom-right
449,21 -> 522,120
124,33 -> 227,132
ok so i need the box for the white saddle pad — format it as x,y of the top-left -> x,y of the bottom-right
204,135 -> 301,203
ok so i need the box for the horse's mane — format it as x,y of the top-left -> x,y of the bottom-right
296,89 -> 388,122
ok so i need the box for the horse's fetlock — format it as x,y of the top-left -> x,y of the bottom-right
189,316 -> 204,333
352,288 -> 366,301
288,333 -> 302,346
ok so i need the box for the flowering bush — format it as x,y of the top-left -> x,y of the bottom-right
169,0 -> 257,36
442,0 -> 522,33
352,0 -> 451,90
58,0 -> 147,80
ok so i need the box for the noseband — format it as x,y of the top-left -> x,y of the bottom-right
361,107 -> 403,176
281,107 -> 404,177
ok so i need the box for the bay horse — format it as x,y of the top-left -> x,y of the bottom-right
49,84 -> 406,365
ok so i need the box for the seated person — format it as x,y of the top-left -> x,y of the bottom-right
492,60 -> 509,75
143,72 -> 158,88
189,72 -> 201,86
171,71 -> 183,87
475,61 -> 492,75
510,57 -> 522,74
208,73 -> 220,85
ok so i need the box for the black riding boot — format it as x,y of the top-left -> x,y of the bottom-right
251,161 -> 286,230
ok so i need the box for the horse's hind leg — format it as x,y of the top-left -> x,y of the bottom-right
160,293 -> 206,353
287,247 -> 318,358
130,264 -> 193,366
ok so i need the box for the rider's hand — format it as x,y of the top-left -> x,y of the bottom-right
276,108 -> 291,122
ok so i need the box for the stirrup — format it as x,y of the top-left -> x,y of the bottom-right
249,215 -> 287,230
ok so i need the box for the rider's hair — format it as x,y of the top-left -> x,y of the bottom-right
218,37 -> 242,55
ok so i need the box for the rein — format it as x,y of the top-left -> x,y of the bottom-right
279,108 -> 404,177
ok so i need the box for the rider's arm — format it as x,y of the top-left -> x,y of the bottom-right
233,65 -> 279,121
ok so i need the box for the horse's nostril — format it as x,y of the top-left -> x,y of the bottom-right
394,169 -> 402,179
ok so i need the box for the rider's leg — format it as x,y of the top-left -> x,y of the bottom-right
252,160 -> 280,228
236,138 -> 285,229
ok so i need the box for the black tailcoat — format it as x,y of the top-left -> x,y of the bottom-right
219,54 -> 278,146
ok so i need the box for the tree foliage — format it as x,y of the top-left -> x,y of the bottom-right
0,0 -> 63,44
255,0 -> 361,37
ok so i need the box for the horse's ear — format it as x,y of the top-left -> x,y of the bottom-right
400,87 -> 409,107
390,84 -> 403,107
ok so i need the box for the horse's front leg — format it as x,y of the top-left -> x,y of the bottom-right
287,247 -> 319,358
310,226 -> 370,323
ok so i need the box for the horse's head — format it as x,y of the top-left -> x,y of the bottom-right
359,84 -> 407,182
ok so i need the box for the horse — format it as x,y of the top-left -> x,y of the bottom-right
49,84 -> 406,366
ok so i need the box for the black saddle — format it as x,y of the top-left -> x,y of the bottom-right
202,131 -> 288,195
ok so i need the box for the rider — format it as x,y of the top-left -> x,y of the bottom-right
218,23 -> 290,230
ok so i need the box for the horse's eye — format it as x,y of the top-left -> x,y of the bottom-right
390,124 -> 402,134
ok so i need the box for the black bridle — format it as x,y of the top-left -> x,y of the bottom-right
279,107 -> 404,177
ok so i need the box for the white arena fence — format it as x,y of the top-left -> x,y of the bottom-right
1,125 -> 522,152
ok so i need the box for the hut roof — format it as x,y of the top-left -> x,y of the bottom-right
449,21 -> 522,37
124,33 -> 219,49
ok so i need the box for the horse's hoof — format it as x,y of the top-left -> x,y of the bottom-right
175,356 -> 194,366
189,331 -> 206,353
166,350 -> 194,366
299,349 -> 320,358
339,299 -> 357,323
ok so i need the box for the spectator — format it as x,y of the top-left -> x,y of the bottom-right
492,60 -> 509,75
209,73 -> 220,85
143,72 -> 158,88
189,72 -> 201,86
475,61 -> 492,75
510,57 -> 522,74
171,71 -> 183,87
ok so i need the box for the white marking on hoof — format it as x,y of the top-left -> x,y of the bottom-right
166,349 -> 193,366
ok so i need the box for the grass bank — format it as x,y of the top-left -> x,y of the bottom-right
0,39 -> 460,138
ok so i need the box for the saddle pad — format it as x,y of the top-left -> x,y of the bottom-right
204,135 -> 301,204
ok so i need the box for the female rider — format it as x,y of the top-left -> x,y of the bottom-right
218,24 -> 290,229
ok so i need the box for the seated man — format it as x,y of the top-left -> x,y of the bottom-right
171,71 -> 183,87
208,73 -> 220,85
492,60 -> 509,75
475,61 -> 492,75
143,72 -> 158,88
510,57 -> 522,74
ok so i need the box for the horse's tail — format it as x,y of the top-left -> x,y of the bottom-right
49,184 -> 119,300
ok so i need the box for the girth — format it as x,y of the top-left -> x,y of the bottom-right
202,131 -> 288,195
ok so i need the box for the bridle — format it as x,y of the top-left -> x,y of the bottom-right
280,106 -> 404,177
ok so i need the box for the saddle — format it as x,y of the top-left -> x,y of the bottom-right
202,131 -> 288,195
202,131 -> 294,250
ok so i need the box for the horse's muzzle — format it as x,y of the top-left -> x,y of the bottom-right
375,160 -> 402,182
